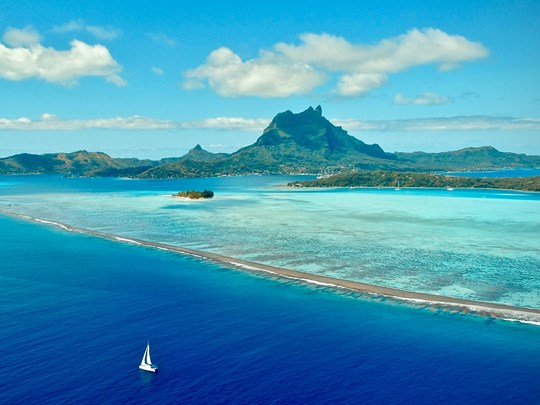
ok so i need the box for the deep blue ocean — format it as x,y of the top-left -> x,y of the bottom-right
1,213 -> 540,404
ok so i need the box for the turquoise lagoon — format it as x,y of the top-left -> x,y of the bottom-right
1,174 -> 539,309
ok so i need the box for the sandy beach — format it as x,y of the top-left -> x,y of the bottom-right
3,209 -> 540,325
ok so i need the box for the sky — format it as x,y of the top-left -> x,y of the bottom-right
1,0 -> 539,159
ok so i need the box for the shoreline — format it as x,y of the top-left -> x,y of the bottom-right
2,209 -> 540,326
286,185 -> 540,194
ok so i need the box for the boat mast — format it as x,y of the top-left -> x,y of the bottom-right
145,342 -> 152,365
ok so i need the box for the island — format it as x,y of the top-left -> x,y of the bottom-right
289,170 -> 540,192
1,107 -> 539,180
173,190 -> 215,199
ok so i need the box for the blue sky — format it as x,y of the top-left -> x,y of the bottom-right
1,0 -> 539,158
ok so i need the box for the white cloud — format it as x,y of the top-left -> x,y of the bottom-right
0,28 -> 125,86
105,74 -> 127,87
2,26 -> 40,47
179,117 -> 269,131
0,114 -> 267,132
332,116 -> 540,132
85,25 -> 121,41
40,113 -> 57,121
53,20 -> 121,40
0,115 -> 175,130
147,33 -> 176,47
335,73 -> 387,97
184,47 -> 325,97
1,113 -> 538,133
184,28 -> 488,98
394,92 -> 451,105
52,20 -> 84,33
151,67 -> 164,75
276,30 -> 487,74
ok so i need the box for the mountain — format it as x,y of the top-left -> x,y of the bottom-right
395,147 -> 540,171
1,106 -> 539,178
250,105 -> 392,159
0,150 -> 155,176
181,144 -> 229,163
138,144 -> 230,178
89,144 -> 229,177
137,106 -> 399,178
227,105 -> 396,171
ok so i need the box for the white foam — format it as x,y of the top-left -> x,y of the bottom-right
228,261 -> 261,271
297,278 -> 345,289
509,319 -> 540,326
394,296 -> 540,325
113,236 -> 142,245
227,261 -> 346,290
34,218 -> 71,231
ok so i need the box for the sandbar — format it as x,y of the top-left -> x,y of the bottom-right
2,209 -> 539,325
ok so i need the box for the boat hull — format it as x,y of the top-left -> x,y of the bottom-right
139,364 -> 158,373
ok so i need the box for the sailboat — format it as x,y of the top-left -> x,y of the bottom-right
139,342 -> 158,373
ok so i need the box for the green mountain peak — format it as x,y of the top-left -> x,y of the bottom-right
253,106 -> 392,161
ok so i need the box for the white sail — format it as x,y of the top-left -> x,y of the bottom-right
145,343 -> 152,365
140,344 -> 148,365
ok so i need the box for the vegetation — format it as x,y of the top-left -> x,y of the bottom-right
395,146 -> 540,171
173,190 -> 215,199
1,107 -> 539,179
0,150 -> 157,176
290,170 -> 540,192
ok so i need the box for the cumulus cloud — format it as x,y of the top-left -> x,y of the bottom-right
53,20 -> 121,40
394,92 -> 451,105
336,73 -> 387,97
151,67 -> 164,75
184,28 -> 488,98
184,47 -> 325,97
276,30 -> 487,74
0,27 -> 125,86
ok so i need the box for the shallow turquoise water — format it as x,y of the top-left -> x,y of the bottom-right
1,175 -> 539,308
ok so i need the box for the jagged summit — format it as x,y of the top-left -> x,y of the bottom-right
267,105 -> 324,132
253,106 -> 392,161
